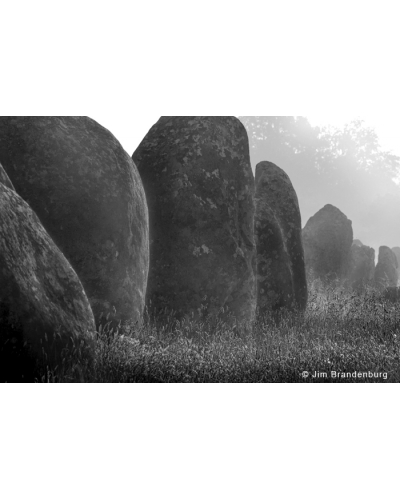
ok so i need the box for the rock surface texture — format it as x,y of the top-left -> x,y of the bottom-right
133,116 -> 256,324
0,162 -> 14,190
0,117 -> 149,324
302,204 -> 353,281
374,246 -> 398,288
254,161 -> 307,313
347,239 -> 375,289
0,183 -> 96,382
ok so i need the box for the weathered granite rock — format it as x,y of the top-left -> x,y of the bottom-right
254,161 -> 307,313
0,183 -> 96,382
347,239 -> 375,289
133,116 -> 256,324
0,162 -> 14,190
0,117 -> 149,325
302,204 -> 353,281
374,246 -> 398,288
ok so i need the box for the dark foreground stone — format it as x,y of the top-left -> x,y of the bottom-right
133,116 -> 256,325
0,117 -> 149,325
254,161 -> 307,313
0,183 -> 96,382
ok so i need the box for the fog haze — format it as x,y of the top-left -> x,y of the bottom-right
89,114 -> 400,260
239,116 -> 400,258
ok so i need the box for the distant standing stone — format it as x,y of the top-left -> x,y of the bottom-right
0,117 -> 149,325
133,116 -> 256,324
0,183 -> 96,382
347,239 -> 375,289
375,246 -> 398,288
302,204 -> 353,281
391,247 -> 400,283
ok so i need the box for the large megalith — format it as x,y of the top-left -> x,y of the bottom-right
347,239 -> 375,289
133,116 -> 256,324
0,117 -> 149,325
0,183 -> 96,382
374,246 -> 398,288
254,161 -> 307,314
302,204 -> 353,281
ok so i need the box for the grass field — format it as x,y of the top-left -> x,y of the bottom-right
46,280 -> 400,383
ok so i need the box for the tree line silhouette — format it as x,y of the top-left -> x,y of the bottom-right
239,116 -> 400,253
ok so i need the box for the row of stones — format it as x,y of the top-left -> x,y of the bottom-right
0,116 -> 307,381
302,203 -> 399,289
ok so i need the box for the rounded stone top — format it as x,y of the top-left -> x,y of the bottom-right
255,161 -> 292,186
378,246 -> 398,267
303,204 -> 352,232
321,204 -> 346,214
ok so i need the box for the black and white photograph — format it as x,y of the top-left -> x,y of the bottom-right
2,0 -> 399,498
3,113 -> 400,383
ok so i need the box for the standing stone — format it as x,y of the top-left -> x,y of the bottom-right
391,247 -> 400,282
374,246 -> 398,288
254,161 -> 307,313
302,204 -> 353,281
347,239 -> 375,289
0,183 -> 96,382
0,117 -> 149,325
133,116 -> 255,324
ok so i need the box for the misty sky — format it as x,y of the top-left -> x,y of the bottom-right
90,114 -> 400,258
4,0 -> 400,265
91,114 -> 400,162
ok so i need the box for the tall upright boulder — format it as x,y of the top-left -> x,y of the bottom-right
347,239 -> 375,289
0,117 -> 149,325
374,246 -> 398,288
302,204 -> 353,281
133,116 -> 256,324
254,161 -> 307,313
0,183 -> 96,382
